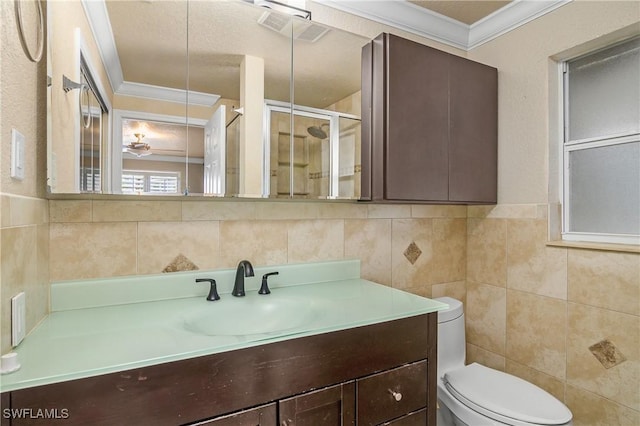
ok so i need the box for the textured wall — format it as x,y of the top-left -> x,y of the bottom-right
0,0 -> 50,355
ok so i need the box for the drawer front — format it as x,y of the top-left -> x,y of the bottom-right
195,403 -> 277,426
357,360 -> 428,425
383,409 -> 427,426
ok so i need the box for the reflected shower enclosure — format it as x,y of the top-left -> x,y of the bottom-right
264,101 -> 361,199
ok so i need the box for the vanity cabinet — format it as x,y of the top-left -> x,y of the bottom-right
357,360 -> 428,425
279,382 -> 356,425
196,404 -> 276,426
4,314 -> 437,425
361,33 -> 497,204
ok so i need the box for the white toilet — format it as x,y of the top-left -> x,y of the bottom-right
433,297 -> 573,426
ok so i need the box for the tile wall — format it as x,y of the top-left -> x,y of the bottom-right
48,199 -> 467,295
0,195 -> 49,354
2,197 -> 639,425
466,204 -> 640,425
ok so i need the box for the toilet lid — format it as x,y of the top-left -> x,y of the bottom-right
444,363 -> 572,425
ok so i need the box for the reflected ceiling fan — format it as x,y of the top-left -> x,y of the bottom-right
123,133 -> 152,157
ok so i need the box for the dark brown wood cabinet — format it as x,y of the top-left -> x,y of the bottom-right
2,314 -> 438,425
361,33 -> 497,204
357,361 -> 428,425
196,404 -> 277,426
279,382 -> 355,426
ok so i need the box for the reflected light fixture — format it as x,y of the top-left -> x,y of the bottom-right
124,133 -> 152,157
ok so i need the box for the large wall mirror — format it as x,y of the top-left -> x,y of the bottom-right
47,0 -> 367,199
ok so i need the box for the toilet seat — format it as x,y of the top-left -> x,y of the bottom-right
443,363 -> 572,426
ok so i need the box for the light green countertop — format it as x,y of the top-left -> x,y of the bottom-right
0,260 -> 448,393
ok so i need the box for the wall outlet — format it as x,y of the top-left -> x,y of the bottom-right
12,292 -> 26,347
11,129 -> 26,180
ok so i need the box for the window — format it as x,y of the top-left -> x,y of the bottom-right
122,170 -> 180,194
562,37 -> 640,245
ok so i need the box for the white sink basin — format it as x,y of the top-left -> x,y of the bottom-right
182,295 -> 318,336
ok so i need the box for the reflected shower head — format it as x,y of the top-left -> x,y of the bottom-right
307,123 -> 329,139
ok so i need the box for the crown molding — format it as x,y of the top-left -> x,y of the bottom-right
81,0 -> 123,91
321,0 -> 469,49
81,0 -> 219,107
321,0 -> 571,51
469,0 -> 571,49
118,82 -> 220,107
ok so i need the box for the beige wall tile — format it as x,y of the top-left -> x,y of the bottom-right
1,194 -> 9,228
5,196 -> 49,227
402,283 -> 432,298
288,220 -> 344,264
506,360 -> 565,402
466,281 -> 506,355
467,343 -> 506,371
1,226 -> 37,353
431,281 -> 466,303
507,219 -> 567,300
367,204 -> 411,219
30,223 -> 50,332
568,249 -> 640,316
218,220 -> 288,268
255,202 -> 319,220
182,200 -> 257,221
391,218 -> 433,291
411,205 -> 467,218
431,218 -> 466,284
506,290 -> 567,379
467,204 -> 540,219
50,223 -> 137,281
50,200 -> 91,223
566,384 -> 640,426
345,219 -> 392,286
317,203 -> 367,219
92,200 -> 181,222
137,221 -> 220,275
567,303 -> 639,410
467,218 -> 507,286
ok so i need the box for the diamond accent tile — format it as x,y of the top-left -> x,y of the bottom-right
403,242 -> 422,265
589,339 -> 627,369
163,254 -> 199,273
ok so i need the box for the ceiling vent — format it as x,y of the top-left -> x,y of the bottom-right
258,11 -> 329,43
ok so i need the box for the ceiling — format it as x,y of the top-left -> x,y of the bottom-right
408,1 -> 512,25
322,0 -> 569,50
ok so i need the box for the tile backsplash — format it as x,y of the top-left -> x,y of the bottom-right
1,198 -> 638,424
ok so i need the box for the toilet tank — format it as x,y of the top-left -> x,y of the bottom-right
433,297 -> 466,379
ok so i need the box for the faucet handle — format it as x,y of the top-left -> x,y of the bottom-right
259,272 -> 279,295
195,278 -> 220,301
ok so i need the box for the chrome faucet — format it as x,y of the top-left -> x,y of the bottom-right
232,260 -> 254,297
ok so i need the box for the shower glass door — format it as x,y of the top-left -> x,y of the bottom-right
264,101 -> 360,199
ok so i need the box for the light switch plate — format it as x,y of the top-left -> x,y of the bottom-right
11,129 -> 26,180
12,292 -> 26,347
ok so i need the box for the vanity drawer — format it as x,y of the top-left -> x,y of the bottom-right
383,408 -> 427,425
357,360 -> 428,425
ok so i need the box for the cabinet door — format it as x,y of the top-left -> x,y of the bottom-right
279,382 -> 355,426
357,360 -> 428,425
195,403 -> 276,426
448,54 -> 498,203
385,34 -> 449,202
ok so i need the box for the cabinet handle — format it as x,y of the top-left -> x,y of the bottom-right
388,389 -> 403,402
